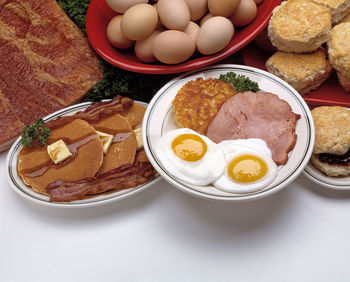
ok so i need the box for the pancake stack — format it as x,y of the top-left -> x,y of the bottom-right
17,96 -> 155,202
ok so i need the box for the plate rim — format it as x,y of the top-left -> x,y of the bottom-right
6,100 -> 160,208
142,63 -> 315,201
86,0 -> 282,74
303,164 -> 350,190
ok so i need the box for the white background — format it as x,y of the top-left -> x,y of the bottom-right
1,150 -> 350,282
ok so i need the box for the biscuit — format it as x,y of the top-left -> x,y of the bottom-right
311,154 -> 350,176
328,22 -> 350,75
266,48 -> 332,95
337,70 -> 350,91
311,106 -> 350,155
310,106 -> 350,176
173,78 -> 236,135
311,0 -> 350,24
339,12 -> 350,24
268,0 -> 331,53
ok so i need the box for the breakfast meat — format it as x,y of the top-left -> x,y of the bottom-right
0,0 -> 103,151
310,106 -> 350,176
206,91 -> 300,165
173,78 -> 237,135
266,48 -> 332,95
268,0 -> 331,53
46,150 -> 156,203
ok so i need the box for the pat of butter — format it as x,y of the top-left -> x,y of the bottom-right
133,127 -> 143,150
96,131 -> 113,154
47,139 -> 72,164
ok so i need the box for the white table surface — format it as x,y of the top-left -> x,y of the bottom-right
1,149 -> 350,282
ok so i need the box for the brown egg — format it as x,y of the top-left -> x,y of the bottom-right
184,0 -> 208,21
152,3 -> 164,29
208,0 -> 241,17
196,16 -> 234,55
106,0 -> 148,13
200,12 -> 214,26
106,15 -> 134,49
230,0 -> 257,27
152,30 -> 195,64
157,0 -> 190,31
184,21 -> 200,43
121,4 -> 158,40
135,29 -> 162,62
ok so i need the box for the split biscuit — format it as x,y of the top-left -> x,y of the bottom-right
266,48 -> 332,95
310,106 -> 350,177
311,0 -> 350,24
268,0 -> 331,53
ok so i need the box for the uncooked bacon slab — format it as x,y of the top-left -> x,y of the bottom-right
0,0 -> 103,151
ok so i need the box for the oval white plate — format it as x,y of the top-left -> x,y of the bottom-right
6,100 -> 159,208
143,64 -> 315,202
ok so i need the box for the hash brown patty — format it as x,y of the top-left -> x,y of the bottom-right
173,78 -> 236,135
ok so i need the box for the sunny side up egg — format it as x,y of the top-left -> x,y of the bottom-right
156,128 -> 277,193
156,128 -> 226,186
214,139 -> 277,194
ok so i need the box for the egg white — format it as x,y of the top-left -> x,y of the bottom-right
156,128 -> 225,186
213,138 -> 277,193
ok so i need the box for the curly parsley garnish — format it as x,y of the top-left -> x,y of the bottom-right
21,119 -> 51,148
219,72 -> 260,93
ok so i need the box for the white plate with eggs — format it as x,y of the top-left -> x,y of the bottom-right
142,64 -> 315,201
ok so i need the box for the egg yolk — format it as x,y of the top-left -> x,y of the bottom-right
171,134 -> 207,162
227,154 -> 267,183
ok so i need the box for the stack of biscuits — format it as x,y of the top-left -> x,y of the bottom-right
265,0 -> 350,94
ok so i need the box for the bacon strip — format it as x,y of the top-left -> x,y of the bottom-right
46,161 -> 156,202
46,95 -> 133,130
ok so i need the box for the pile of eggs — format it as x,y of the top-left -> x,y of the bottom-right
156,128 -> 277,193
106,0 -> 263,65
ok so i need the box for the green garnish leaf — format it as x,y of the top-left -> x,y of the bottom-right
219,72 -> 260,93
21,119 -> 51,148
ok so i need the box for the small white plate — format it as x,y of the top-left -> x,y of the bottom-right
143,64 -> 315,202
304,158 -> 350,190
6,100 -> 159,208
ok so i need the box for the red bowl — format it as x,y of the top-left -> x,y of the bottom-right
86,0 -> 281,74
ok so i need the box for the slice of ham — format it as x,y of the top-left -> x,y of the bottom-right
206,91 -> 300,165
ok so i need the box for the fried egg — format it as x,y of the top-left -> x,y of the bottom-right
213,138 -> 277,193
156,128 -> 225,186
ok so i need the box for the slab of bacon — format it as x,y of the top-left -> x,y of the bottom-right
0,0 -> 103,151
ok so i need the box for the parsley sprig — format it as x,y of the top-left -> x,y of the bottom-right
21,119 -> 51,147
219,72 -> 260,93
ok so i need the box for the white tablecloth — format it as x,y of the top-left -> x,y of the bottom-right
1,149 -> 350,282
